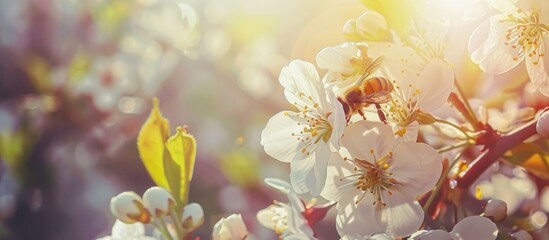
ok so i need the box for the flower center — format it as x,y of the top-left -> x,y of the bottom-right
268,203 -> 290,236
340,149 -> 397,207
409,29 -> 447,63
344,45 -> 372,78
503,10 -> 549,65
384,82 -> 421,128
285,92 -> 333,156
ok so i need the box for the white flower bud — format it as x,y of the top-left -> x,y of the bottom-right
110,191 -> 150,224
142,186 -> 175,218
181,202 -> 204,230
343,19 -> 359,41
513,230 -> 533,240
355,10 -> 388,41
537,111 -> 549,138
212,214 -> 248,240
484,199 -> 507,222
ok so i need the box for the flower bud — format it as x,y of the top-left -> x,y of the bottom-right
212,214 -> 248,240
142,187 -> 175,218
343,19 -> 360,41
181,202 -> 204,231
537,111 -> 549,139
483,199 -> 507,222
110,191 -> 151,224
512,230 -> 533,240
355,10 -> 389,41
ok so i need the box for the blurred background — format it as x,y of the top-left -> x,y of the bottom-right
0,0 -> 368,239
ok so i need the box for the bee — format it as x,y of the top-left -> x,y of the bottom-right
337,56 -> 394,122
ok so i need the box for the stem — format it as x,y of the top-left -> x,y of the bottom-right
448,93 -> 482,131
434,118 -> 475,140
153,219 -> 175,240
454,79 -> 479,124
170,211 -> 185,240
456,117 -> 539,189
437,141 -> 470,153
423,152 -> 464,213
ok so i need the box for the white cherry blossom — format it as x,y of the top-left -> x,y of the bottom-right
321,121 -> 442,238
364,31 -> 454,140
96,220 -> 156,240
261,60 -> 346,195
410,216 -> 498,240
468,0 -> 549,96
316,36 -> 453,141
256,178 -> 316,240
212,214 -> 249,240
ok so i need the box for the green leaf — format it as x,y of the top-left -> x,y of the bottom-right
165,127 -> 197,207
503,143 -> 549,179
137,98 -> 171,189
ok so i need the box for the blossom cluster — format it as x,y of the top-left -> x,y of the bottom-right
257,0 -> 549,239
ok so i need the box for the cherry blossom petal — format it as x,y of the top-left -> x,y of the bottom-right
256,208 -> 277,230
416,59 -> 454,112
316,43 -> 360,78
336,193 -> 381,239
212,214 -> 249,240
279,60 -> 329,112
289,145 -> 331,195
286,234 -> 315,240
375,191 -> 424,238
392,121 -> 419,142
264,178 -> 306,212
468,15 -> 523,74
467,17 -> 491,63
261,112 -> 306,163
368,233 -> 394,240
287,201 -> 315,238
320,150 -> 351,201
327,101 -> 346,150
390,142 -> 442,197
264,178 -> 293,195
462,1 -> 488,21
410,230 -> 453,240
367,42 -> 423,87
450,216 -> 498,240
110,220 -> 146,238
486,0 -> 519,14
525,38 -> 549,96
341,121 -> 395,163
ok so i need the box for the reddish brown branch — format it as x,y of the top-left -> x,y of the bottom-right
456,117 -> 539,189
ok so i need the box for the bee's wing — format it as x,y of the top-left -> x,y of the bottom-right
360,91 -> 393,104
356,56 -> 385,86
